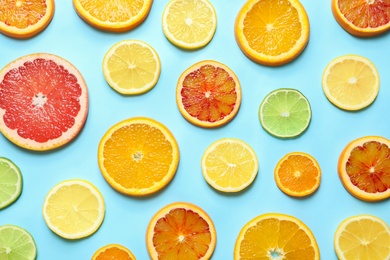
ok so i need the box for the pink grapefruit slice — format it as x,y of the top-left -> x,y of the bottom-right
0,53 -> 88,151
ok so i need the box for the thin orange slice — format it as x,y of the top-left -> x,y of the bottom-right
92,244 -> 136,260
176,60 -> 241,128
338,136 -> 390,201
146,202 -> 216,260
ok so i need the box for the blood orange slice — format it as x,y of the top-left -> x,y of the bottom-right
0,53 -> 88,151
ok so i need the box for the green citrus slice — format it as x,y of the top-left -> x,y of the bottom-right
0,225 -> 37,260
0,157 -> 22,209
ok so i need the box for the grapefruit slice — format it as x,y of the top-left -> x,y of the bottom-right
0,53 -> 88,151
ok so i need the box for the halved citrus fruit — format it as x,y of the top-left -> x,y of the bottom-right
162,0 -> 217,49
274,152 -> 321,197
98,117 -> 179,196
332,0 -> 390,37
146,202 -> 216,260
0,157 -> 22,209
0,0 -> 55,39
234,0 -> 310,66
234,213 -> 320,259
322,54 -> 380,111
201,138 -> 259,193
92,244 -> 136,260
334,214 -> 390,260
176,60 -> 241,128
0,53 -> 89,151
338,136 -> 390,201
73,0 -> 153,32
0,225 -> 37,260
42,179 -> 105,239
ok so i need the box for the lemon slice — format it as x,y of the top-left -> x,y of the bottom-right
0,225 -> 37,260
0,157 -> 22,209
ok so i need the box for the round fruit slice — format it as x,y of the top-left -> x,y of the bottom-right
0,0 -> 55,39
338,136 -> 390,201
332,0 -> 390,37
0,225 -> 37,260
162,0 -> 217,49
334,214 -> 390,260
0,53 -> 89,151
274,152 -> 321,197
98,117 -> 179,196
201,138 -> 259,192
0,157 -> 22,209
322,54 -> 379,111
235,0 -> 310,66
92,244 -> 136,260
42,179 -> 105,239
73,0 -> 153,32
235,213 -> 320,259
259,88 -> 311,138
102,40 -> 161,95
146,202 -> 216,259
176,60 -> 241,128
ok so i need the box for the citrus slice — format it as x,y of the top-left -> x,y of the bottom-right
146,202 -> 216,259
42,179 -> 105,239
162,0 -> 217,49
0,0 -> 54,39
334,214 -> 390,260
322,54 -> 380,111
338,136 -> 390,201
274,152 -> 321,197
259,88 -> 311,138
0,225 -> 37,260
201,138 -> 259,192
332,0 -> 390,37
92,244 -> 136,260
0,53 -> 89,151
234,0 -> 310,66
0,157 -> 22,209
176,60 -> 241,128
72,0 -> 153,32
98,117 -> 179,196
234,213 -> 320,259
102,40 -> 161,95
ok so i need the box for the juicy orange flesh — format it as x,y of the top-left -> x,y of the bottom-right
243,0 -> 302,56
152,208 -> 212,259
346,141 -> 390,193
181,65 -> 238,123
0,58 -> 82,142
102,123 -> 174,189
338,0 -> 390,28
95,247 -> 133,260
0,0 -> 47,29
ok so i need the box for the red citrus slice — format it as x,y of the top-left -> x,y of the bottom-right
0,53 -> 88,151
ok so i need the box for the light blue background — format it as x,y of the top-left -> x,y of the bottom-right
1,1 -> 390,259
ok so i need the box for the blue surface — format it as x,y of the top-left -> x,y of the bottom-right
1,1 -> 390,259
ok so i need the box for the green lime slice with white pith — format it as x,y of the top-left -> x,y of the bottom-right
0,225 -> 37,260
0,157 -> 23,209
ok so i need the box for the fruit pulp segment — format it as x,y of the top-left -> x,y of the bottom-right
0,1 -> 47,29
0,226 -> 36,259
0,160 -> 20,205
96,247 -> 133,260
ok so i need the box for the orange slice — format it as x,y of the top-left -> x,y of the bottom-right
332,0 -> 390,37
274,152 -> 321,197
176,60 -> 241,128
234,0 -> 310,66
98,117 -> 179,196
0,53 -> 89,151
338,136 -> 390,201
0,0 -> 55,39
72,0 -> 153,32
92,244 -> 136,260
146,202 -> 216,259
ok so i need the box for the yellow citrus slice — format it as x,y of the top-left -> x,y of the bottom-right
234,0 -> 310,66
322,54 -> 380,111
146,202 -> 216,259
72,0 -> 153,32
234,213 -> 320,259
0,0 -> 55,39
42,179 -> 105,239
201,138 -> 259,192
162,0 -> 217,49
274,152 -> 321,197
92,244 -> 136,260
98,117 -> 180,196
102,40 -> 161,95
334,214 -> 390,260
338,136 -> 390,202
176,60 -> 241,128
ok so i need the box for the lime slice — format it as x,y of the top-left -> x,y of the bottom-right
0,225 -> 37,260
0,157 -> 22,209
259,88 -> 311,138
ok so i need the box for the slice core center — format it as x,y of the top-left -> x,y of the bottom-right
33,93 -> 47,107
